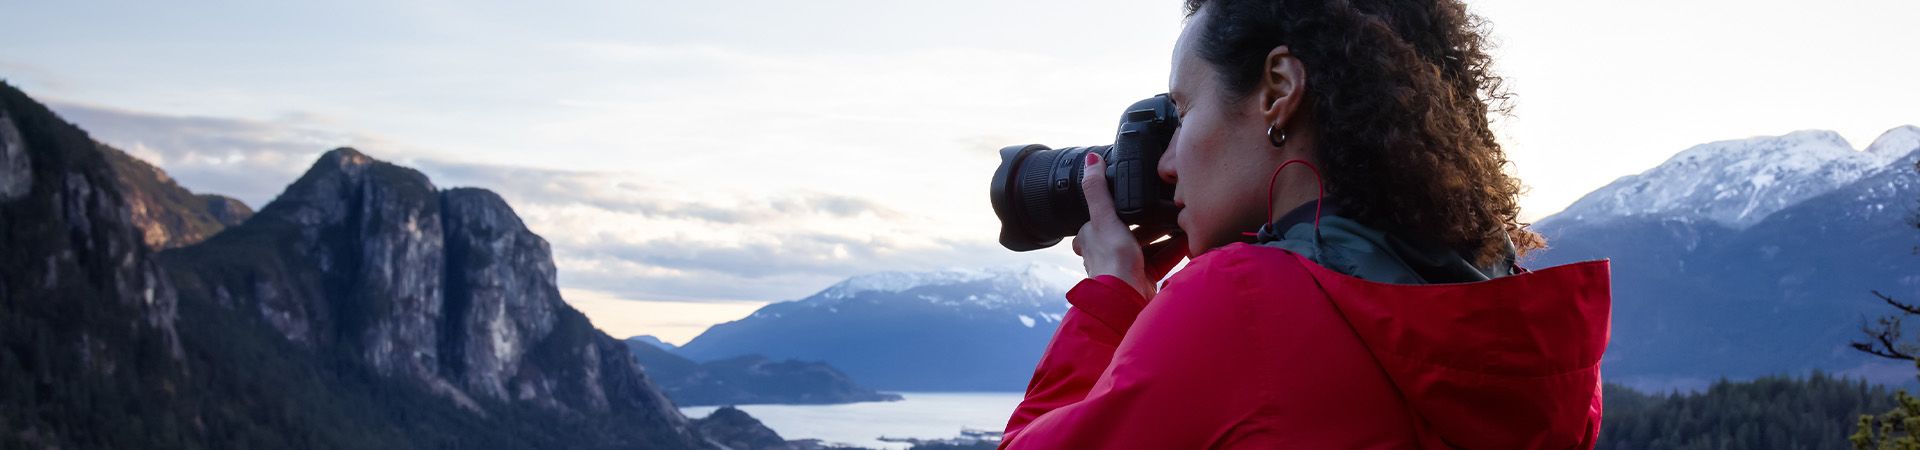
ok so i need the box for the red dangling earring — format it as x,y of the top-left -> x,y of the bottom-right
1242,124 -> 1325,238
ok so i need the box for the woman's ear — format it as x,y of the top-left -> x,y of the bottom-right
1261,46 -> 1307,130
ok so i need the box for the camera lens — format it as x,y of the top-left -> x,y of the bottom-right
988,95 -> 1178,252
991,144 -> 1105,251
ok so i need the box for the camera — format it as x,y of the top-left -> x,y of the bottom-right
990,94 -> 1180,252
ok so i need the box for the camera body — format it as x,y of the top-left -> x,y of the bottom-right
990,94 -> 1180,252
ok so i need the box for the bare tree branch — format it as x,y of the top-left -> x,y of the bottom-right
1856,313 -> 1919,361
1855,341 -> 1916,361
1876,290 -> 1920,316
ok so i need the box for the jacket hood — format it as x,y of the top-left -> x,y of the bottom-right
1256,201 -> 1517,285
1296,252 -> 1612,449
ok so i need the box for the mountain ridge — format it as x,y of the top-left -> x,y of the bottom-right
160,146 -> 695,423
1546,127 -> 1918,231
98,143 -> 253,249
677,265 -> 1072,391
0,81 -> 798,449
1529,126 -> 1920,391
625,337 -> 902,407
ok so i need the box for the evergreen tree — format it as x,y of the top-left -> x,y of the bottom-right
1597,374 -> 1893,450
1850,159 -> 1920,450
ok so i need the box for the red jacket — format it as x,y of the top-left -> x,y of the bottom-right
1001,243 -> 1612,449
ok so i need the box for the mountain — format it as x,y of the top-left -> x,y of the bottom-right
1,80 -> 190,448
1549,130 -> 1903,229
676,265 -> 1078,391
1528,126 -> 1920,391
630,334 -> 679,351
625,338 -> 901,406
0,81 -> 794,449
98,142 -> 253,249
155,147 -> 716,446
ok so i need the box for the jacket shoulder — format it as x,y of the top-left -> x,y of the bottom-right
1165,243 -> 1322,294
1136,243 -> 1422,447
1147,243 -> 1339,340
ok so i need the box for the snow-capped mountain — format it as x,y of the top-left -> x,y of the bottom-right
675,264 -> 1081,391
1546,127 -> 1920,230
1529,125 -> 1920,392
814,263 -> 1079,307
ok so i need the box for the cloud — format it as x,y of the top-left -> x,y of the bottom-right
47,100 -> 392,207
416,160 -> 901,225
559,288 -> 767,345
46,102 -> 1069,305
415,158 -> 1064,303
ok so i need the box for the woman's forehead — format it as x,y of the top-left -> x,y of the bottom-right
1169,8 -> 1212,95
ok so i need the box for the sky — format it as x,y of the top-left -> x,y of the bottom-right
2,0 -> 1915,344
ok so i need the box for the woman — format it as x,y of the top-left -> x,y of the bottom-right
999,0 -> 1611,449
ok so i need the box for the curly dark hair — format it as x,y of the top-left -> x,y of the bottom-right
1184,0 -> 1543,264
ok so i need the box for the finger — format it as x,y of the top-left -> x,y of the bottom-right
1080,152 -> 1123,232
1071,224 -> 1091,257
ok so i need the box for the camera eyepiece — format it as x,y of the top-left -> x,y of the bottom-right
990,95 -> 1180,252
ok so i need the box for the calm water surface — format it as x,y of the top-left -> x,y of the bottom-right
680,391 -> 1024,449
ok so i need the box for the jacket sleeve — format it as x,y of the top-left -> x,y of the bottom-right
1001,275 -> 1145,443
1000,258 -> 1269,449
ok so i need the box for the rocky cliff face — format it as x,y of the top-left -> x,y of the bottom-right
441,188 -> 564,403
163,148 -> 693,426
0,81 -> 785,449
0,83 -> 181,360
1,81 -> 191,448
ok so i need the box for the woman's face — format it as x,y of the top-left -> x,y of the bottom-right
1162,8 -> 1291,256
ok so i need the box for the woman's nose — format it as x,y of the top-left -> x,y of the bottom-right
1158,139 -> 1179,184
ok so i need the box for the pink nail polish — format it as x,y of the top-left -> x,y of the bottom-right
1085,153 -> 1098,166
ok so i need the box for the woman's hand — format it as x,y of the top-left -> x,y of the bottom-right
1072,152 -> 1189,301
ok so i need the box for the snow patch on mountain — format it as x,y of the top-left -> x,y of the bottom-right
1867,125 -> 1920,160
813,263 -> 1079,302
1549,128 -> 1914,229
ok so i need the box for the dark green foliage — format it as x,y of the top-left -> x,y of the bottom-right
1852,390 -> 1920,450
163,282 -> 700,450
0,271 -> 690,449
1598,373 -> 1895,450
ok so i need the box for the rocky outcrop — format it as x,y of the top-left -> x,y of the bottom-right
441,188 -> 561,401
0,81 -> 790,449
0,81 -> 181,361
161,148 -> 705,440
693,406 -> 796,450
0,106 -> 30,200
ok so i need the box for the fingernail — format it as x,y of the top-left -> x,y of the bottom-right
1085,152 -> 1099,166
